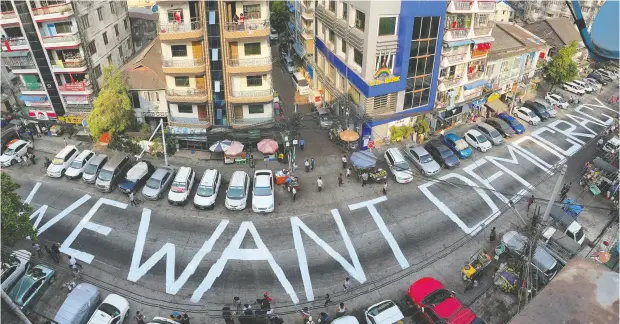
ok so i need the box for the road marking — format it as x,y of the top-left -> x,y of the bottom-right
24,182 -> 41,204
93,259 -> 121,271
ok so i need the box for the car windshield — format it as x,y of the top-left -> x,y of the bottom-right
70,160 -> 83,169
367,301 -> 396,316
84,163 -> 98,175
254,186 -> 272,196
422,289 -> 452,306
395,161 -> 410,171
197,185 -> 214,197
476,135 -> 488,143
4,148 -> 15,156
145,178 -> 161,190
98,169 -> 113,181
489,129 -> 501,137
439,148 -> 453,158
528,111 -> 536,117
420,153 -> 434,164
52,158 -> 64,165
227,186 -> 245,199
554,96 -> 564,103
98,303 -> 121,317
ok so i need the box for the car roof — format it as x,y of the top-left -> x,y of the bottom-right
199,169 -> 218,186
386,148 -> 406,160
254,174 -> 271,187
152,167 -> 173,179
102,293 -> 129,308
8,140 -> 27,149
75,150 -> 93,160
477,122 -> 495,131
445,133 -> 460,140
230,171 -> 248,186
408,277 -> 444,302
175,166 -> 192,180
89,154 -> 108,165
56,145 -> 78,158
408,145 -> 429,155
518,107 -> 532,112
466,129 -> 483,136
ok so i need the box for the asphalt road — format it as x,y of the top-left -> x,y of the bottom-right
5,81 -> 618,313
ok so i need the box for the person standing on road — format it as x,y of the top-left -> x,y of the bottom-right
134,311 -> 146,324
338,173 -> 343,187
343,277 -> 351,292
68,255 -> 83,270
27,129 -> 34,141
361,172 -> 368,187
180,313 -> 190,324
129,191 -> 137,206
490,227 -> 496,242
527,195 -> 534,211
32,243 -> 43,257
323,293 -> 331,307
299,139 -> 305,150
292,187 -> 297,201
383,181 -> 388,195
311,158 -> 315,171
305,159 -> 310,172
51,242 -> 61,262
346,167 -> 351,178
341,155 -> 347,169
317,177 -> 323,192
336,302 -> 348,318
598,137 -> 605,149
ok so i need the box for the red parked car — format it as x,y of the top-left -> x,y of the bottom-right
408,277 -> 479,324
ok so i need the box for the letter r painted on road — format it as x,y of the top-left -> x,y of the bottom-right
60,198 -> 125,263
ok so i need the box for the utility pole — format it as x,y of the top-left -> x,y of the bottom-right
2,289 -> 32,324
542,165 -> 567,222
161,118 -> 168,166
521,205 -> 541,306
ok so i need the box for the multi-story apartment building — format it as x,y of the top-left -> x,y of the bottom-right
313,0 -> 447,146
129,7 -> 158,53
0,0 -> 132,124
289,0 -> 315,61
492,0 -> 515,23
510,0 -> 604,26
155,0 -> 273,131
434,0 -> 497,131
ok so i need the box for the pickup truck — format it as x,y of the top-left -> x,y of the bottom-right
549,206 -> 586,245
541,226 -> 582,265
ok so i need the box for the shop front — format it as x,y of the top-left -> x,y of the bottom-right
168,125 -> 208,151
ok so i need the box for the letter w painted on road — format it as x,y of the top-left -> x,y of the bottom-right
127,209 -> 229,295
291,209 -> 366,302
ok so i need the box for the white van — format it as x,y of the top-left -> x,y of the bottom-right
225,171 -> 250,211
47,145 -> 80,178
562,82 -> 585,95
168,166 -> 195,205
193,169 -> 221,210
603,136 -> 619,153
282,55 -> 295,73
572,80 -> 592,93
292,72 -> 310,95
65,150 -> 95,179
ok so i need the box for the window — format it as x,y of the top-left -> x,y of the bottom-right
244,42 -> 261,55
353,48 -> 363,67
167,9 -> 183,22
328,0 -> 336,12
342,2 -> 348,20
54,22 -> 72,34
126,39 -> 131,51
171,45 -> 187,57
88,41 -> 97,54
328,29 -> 335,44
175,76 -> 190,87
404,16 -> 440,109
114,24 -> 119,37
355,9 -> 365,31
246,75 -> 262,87
378,17 -> 397,36
102,32 -> 108,45
97,7 -> 103,21
124,18 -> 128,30
178,104 -> 193,113
243,4 -> 261,19
92,65 -> 102,79
110,2 -> 115,14
80,14 -> 90,29
107,55 -> 112,65
131,92 -> 140,108
341,40 -> 347,53
248,104 -> 264,114
119,47 -> 123,59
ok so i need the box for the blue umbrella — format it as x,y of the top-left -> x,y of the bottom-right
209,139 -> 233,153
350,151 -> 377,169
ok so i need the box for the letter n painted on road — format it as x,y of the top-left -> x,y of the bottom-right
127,209 -> 229,295
291,210 -> 366,302
191,221 -> 299,304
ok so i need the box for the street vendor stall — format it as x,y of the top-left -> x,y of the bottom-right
257,138 -> 279,161
461,250 -> 492,291
224,141 -> 247,164
49,125 -> 63,136
350,151 -> 387,183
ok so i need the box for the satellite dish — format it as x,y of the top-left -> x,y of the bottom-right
151,4 -> 158,13
589,0 -> 619,60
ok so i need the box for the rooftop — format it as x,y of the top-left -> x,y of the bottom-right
488,23 -> 547,61
128,7 -> 158,21
523,17 -> 584,49
122,38 -> 165,90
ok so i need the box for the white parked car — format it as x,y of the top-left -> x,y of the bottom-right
269,28 -> 279,41
65,150 -> 95,179
193,169 -> 221,210
86,294 -> 130,324
47,145 -> 80,178
225,171 -> 250,211
513,107 -> 541,125
252,170 -> 275,213
562,82 -> 586,95
1,250 -> 31,291
384,148 -> 413,183
545,93 -> 568,109
464,129 -> 493,152
167,167 -> 195,205
0,140 -> 33,167
364,300 -> 404,324
571,79 -> 593,93
583,78 -> 602,91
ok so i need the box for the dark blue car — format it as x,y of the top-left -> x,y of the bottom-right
497,113 -> 525,134
118,161 -> 155,194
442,133 -> 473,159
424,140 -> 460,169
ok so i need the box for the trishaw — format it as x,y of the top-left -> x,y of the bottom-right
461,250 -> 493,291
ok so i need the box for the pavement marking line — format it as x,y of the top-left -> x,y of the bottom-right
512,136 -> 565,170
485,171 -> 503,183
93,259 -> 122,271
546,119 -> 595,144
32,194 -> 91,235
348,196 -> 410,269
532,126 -> 582,156
291,209 -> 367,301
24,182 -> 41,204
575,105 -> 614,126
565,113 -> 607,137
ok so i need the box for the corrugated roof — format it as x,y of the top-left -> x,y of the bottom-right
545,18 -> 582,45
488,23 -> 546,61
122,38 -> 165,90
523,18 -> 583,49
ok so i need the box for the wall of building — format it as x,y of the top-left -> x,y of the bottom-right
132,89 -> 167,122
230,74 -> 272,92
234,39 -> 271,60
169,103 -> 200,119
492,2 -> 514,22
160,42 -> 201,60
165,75 -> 198,89
241,103 -> 273,119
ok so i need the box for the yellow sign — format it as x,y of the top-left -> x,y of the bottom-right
59,115 -> 84,125
368,76 -> 401,86
487,92 -> 500,102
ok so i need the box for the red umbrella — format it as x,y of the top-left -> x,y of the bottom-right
257,139 -> 279,154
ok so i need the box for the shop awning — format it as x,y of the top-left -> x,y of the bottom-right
288,3 -> 295,12
485,99 -> 508,113
463,79 -> 487,90
593,157 -> 618,175
293,43 -> 306,59
473,36 -> 495,44
445,39 -> 474,47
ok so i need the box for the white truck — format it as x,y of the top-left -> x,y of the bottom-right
603,136 -> 619,154
549,206 -> 586,245
541,226 -> 582,265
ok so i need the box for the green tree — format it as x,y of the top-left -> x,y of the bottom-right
544,40 -> 580,92
1,173 -> 36,246
270,0 -> 290,34
86,65 -> 135,138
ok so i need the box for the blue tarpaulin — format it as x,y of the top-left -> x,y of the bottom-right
19,95 -> 47,102
293,43 -> 306,58
287,3 -> 295,12
445,39 -> 474,47
463,79 -> 487,90
350,151 -> 378,168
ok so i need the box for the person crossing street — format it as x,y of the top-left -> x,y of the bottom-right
305,159 -> 310,173
341,155 -> 347,169
129,191 -> 137,206
317,177 -> 323,192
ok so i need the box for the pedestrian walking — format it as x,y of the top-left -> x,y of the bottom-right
598,137 -> 605,149
338,173 -> 343,187
51,242 -> 61,260
129,191 -> 137,206
318,312 -> 329,324
336,302 -> 348,317
180,313 -> 190,324
317,177 -> 323,192
307,316 -> 315,324
32,243 -> 43,257
382,181 -> 387,195
135,311 -> 146,324
324,293 -> 331,307
346,167 -> 351,178
361,172 -> 368,187
489,227 -> 496,242
68,255 -> 83,270
292,187 -> 297,201
299,139 -> 305,150
44,244 -> 59,263
341,155 -> 347,169
311,158 -> 315,171
292,162 -> 298,174
343,277 -> 351,292
233,296 -> 241,312
28,152 -> 35,165
305,159 -> 310,172
527,195 -> 534,211
27,129 -> 34,141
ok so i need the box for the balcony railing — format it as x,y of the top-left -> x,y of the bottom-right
454,1 -> 472,10
445,53 -> 467,64
463,90 -> 483,100
159,19 -> 202,33
440,77 -> 463,88
52,59 -> 86,69
20,83 -> 44,91
477,1 -> 496,11
58,81 -> 91,91
170,117 -> 209,124
31,2 -> 73,16
473,26 -> 493,36
3,37 -> 27,47
2,57 -> 35,69
166,88 -> 207,97
162,58 -> 205,67
1,11 -> 17,19
467,70 -> 484,81
231,89 -> 273,98
449,29 -> 470,39
223,19 -> 269,32
41,33 -> 80,44
228,57 -> 272,67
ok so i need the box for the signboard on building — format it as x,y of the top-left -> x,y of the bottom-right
368,51 -> 400,86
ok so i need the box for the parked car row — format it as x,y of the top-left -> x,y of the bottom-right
562,69 -> 616,95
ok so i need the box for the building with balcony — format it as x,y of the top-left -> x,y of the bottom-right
434,0 -> 497,131
0,0 -> 133,122
510,0 -> 604,26
491,0 -> 515,23
313,0 -> 448,147
288,0 -> 315,62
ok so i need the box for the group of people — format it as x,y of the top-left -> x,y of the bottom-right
167,312 -> 191,324
225,294 -> 282,324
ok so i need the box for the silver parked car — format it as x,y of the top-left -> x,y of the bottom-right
142,167 -> 175,200
403,143 -> 441,176
477,122 -> 504,145
502,231 -> 559,284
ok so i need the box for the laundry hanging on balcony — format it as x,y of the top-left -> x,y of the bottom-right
4,40 -> 11,52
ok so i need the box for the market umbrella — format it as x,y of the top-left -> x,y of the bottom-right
209,139 -> 233,153
339,130 -> 360,142
226,141 -> 244,155
257,139 -> 279,154
350,151 -> 377,169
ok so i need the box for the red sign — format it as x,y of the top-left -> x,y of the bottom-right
63,83 -> 86,91
367,140 -> 375,149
